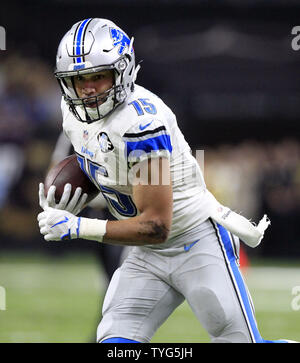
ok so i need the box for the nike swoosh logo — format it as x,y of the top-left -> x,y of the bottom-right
51,216 -> 69,228
139,121 -> 153,131
184,239 -> 200,252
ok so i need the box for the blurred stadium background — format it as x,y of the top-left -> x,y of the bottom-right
0,0 -> 299,342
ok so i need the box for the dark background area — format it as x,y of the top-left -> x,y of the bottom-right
0,0 -> 299,259
1,1 -> 300,144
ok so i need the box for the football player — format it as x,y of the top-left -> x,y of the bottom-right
38,18 -> 295,343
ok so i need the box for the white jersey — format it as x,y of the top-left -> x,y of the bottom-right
61,84 -> 214,249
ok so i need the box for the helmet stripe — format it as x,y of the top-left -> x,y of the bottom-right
75,18 -> 92,63
72,21 -> 81,64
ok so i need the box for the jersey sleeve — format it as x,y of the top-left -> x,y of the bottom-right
122,119 -> 173,166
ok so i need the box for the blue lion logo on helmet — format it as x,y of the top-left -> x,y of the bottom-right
110,28 -> 131,55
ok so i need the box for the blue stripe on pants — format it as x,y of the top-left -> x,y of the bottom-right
216,223 -> 263,343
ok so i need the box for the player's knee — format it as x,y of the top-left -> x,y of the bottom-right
189,287 -> 232,338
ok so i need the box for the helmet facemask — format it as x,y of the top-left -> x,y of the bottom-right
55,55 -> 133,123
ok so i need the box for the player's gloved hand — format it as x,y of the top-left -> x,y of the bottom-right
37,207 -> 108,242
38,207 -> 80,241
39,182 -> 88,215
211,206 -> 270,248
207,190 -> 271,248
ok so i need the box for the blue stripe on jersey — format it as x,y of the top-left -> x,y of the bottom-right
126,134 -> 172,158
75,18 -> 91,63
216,223 -> 263,343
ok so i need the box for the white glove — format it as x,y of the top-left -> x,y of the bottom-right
37,207 -> 108,242
39,182 -> 88,215
211,206 -> 270,248
38,208 -> 81,241
207,191 -> 271,248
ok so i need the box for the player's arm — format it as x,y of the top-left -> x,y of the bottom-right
38,157 -> 173,246
103,157 -> 173,245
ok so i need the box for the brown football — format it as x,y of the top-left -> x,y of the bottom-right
44,154 -> 99,204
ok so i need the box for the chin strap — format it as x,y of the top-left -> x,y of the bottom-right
133,63 -> 141,83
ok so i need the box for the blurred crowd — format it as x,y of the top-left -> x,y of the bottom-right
0,53 -> 299,259
0,53 -> 61,250
205,139 -> 300,258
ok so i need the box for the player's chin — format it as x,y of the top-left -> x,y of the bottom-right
85,103 -> 98,108
83,97 -> 106,108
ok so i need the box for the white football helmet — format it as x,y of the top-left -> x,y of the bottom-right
55,18 -> 139,123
